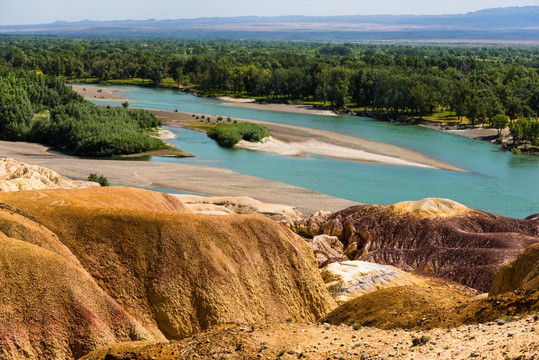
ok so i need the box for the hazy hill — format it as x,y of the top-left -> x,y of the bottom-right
1,6 -> 538,42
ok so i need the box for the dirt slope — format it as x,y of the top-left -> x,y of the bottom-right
81,317 -> 539,360
0,187 -> 335,358
490,243 -> 539,296
287,198 -> 539,292
0,210 -> 151,360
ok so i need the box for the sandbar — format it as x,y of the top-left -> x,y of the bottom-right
420,123 -> 509,139
218,96 -> 337,116
153,109 -> 464,172
70,84 -> 133,103
0,140 -> 357,215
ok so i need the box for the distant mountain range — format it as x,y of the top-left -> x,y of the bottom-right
1,6 -> 538,42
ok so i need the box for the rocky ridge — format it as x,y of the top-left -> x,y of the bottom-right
173,194 -> 303,221
490,242 -> 539,296
0,187 -> 335,359
320,261 -> 433,304
286,198 -> 539,292
0,157 -> 98,191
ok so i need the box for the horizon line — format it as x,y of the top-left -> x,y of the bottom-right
1,5 -> 536,27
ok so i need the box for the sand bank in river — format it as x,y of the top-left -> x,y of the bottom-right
237,136 -> 436,168
70,84 -> 133,102
218,96 -> 337,116
0,140 -> 356,215
420,123 -> 508,140
153,109 -> 464,172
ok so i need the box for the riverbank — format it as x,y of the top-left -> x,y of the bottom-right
71,83 -> 465,170
218,96 -> 337,116
151,109 -> 464,172
71,84 -> 132,102
420,123 -> 507,140
0,140 -> 356,215
69,83 -> 505,151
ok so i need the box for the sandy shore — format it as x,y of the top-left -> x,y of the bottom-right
72,84 -> 334,116
148,128 -> 176,140
218,96 -> 257,103
70,84 -> 503,148
218,96 -> 337,116
70,84 -> 133,103
421,123 -> 509,140
153,109 -> 464,172
0,141 -> 357,215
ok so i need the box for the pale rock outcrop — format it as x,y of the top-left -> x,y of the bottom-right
174,194 -> 303,220
309,234 -> 346,268
0,158 -> 98,192
320,260 -> 428,304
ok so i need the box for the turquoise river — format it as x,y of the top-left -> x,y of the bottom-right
89,85 -> 538,219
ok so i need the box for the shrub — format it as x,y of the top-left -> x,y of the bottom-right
412,335 -> 431,346
207,123 -> 270,147
88,173 -> 109,186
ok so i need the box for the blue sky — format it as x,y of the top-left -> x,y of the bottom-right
1,0 -> 538,25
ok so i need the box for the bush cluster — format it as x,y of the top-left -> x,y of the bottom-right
207,122 -> 270,147
88,173 -> 109,186
0,68 -> 165,157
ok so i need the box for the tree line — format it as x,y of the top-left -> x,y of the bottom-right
1,37 -> 538,144
0,67 -> 165,156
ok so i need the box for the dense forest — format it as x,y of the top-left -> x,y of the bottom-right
0,67 -> 165,156
1,36 -> 538,147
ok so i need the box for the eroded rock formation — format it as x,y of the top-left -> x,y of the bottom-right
0,206 -> 152,360
320,260 -> 430,303
174,194 -> 303,220
0,187 -> 335,359
490,243 -> 539,296
309,234 -> 346,267
0,157 -> 98,191
286,198 -> 539,292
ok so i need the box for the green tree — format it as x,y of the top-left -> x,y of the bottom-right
410,83 -> 436,118
491,114 -> 509,136
328,67 -> 350,108
509,119 -> 525,145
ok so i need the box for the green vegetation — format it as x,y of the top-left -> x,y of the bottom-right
492,114 -> 509,136
412,335 -> 431,346
2,37 -> 538,152
0,67 -> 166,157
88,173 -> 109,186
2,37 -> 538,122
207,123 -> 270,147
509,118 -> 539,147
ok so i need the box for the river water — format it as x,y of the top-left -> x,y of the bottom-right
89,85 -> 538,219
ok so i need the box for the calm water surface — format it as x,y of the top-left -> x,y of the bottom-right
88,85 -> 539,218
